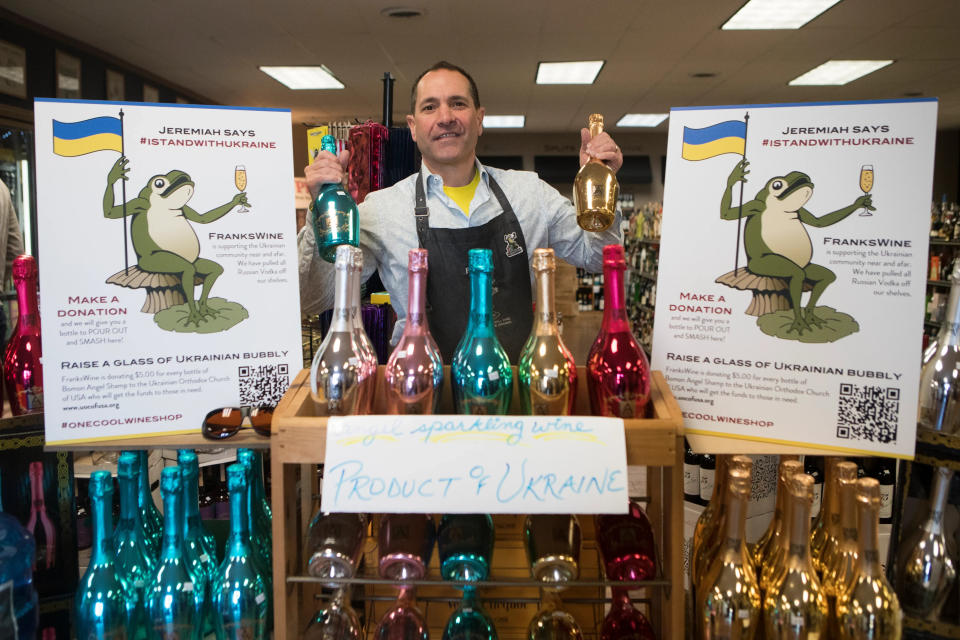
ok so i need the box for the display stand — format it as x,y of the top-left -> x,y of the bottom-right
271,366 -> 684,639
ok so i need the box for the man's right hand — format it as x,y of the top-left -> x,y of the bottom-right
304,149 -> 350,199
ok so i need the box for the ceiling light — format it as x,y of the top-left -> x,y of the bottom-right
788,60 -> 894,86
483,115 -> 525,128
536,61 -> 605,85
722,0 -> 842,29
259,66 -> 344,89
616,113 -> 669,127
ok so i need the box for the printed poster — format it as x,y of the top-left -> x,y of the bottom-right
34,98 -> 302,444
652,98 -> 938,459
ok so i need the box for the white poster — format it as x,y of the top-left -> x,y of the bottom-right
35,98 -> 301,444
652,98 -> 938,459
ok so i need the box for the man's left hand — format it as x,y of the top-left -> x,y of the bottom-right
580,128 -> 623,173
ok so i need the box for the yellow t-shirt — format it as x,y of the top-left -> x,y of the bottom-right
443,169 -> 481,216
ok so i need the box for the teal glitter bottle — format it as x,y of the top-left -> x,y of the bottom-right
147,466 -> 203,640
75,470 -> 127,640
113,452 -> 155,638
134,450 -> 162,558
211,463 -> 269,640
238,454 -> 273,633
443,587 -> 499,640
178,452 -> 216,637
452,249 -> 513,414
237,449 -> 271,570
312,134 -> 359,263
438,514 -> 495,583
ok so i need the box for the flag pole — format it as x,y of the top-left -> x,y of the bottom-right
734,112 -> 750,273
119,109 -> 129,275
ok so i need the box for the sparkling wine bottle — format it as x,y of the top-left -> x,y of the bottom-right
810,457 -> 842,575
595,501 -> 657,582
177,450 -> 217,564
378,513 -> 436,580
894,465 -> 957,619
698,453 -> 716,505
518,248 -> 577,415
918,260 -> 960,434
804,455 -> 825,519
751,459 -> 802,576
524,514 -> 581,585
3,255 -> 42,415
237,449 -> 271,570
0,507 -> 38,640
599,588 -> 655,640
312,134 -> 360,263
763,473 -> 827,638
438,514 -> 495,583
135,451 -> 163,559
174,455 -> 215,638
822,470 -> 861,637
113,452 -> 155,638
305,512 -> 367,585
816,460 -> 858,579
147,467 -> 203,640
310,245 -> 377,415
586,244 -> 650,418
304,587 -> 363,640
374,586 -> 428,640
236,456 -> 273,633
452,249 -> 513,415
348,244 -> 379,370
697,465 -> 761,639
385,249 -> 444,414
757,460 -> 803,594
211,463 -> 269,640
836,478 -> 902,640
527,589 -> 583,640
25,461 -> 54,570
75,470 -> 126,640
442,587 -> 498,640
573,114 -> 619,232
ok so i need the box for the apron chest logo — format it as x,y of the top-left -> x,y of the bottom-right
503,232 -> 524,258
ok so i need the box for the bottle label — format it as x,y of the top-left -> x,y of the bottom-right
811,484 -> 823,518
16,386 -> 43,411
699,468 -> 715,501
683,463 -> 700,497
879,485 -> 893,519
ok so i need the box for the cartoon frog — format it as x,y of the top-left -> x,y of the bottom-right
721,159 -> 874,334
103,156 -> 249,326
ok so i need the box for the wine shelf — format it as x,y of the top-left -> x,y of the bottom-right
271,366 -> 684,640
903,614 -> 960,640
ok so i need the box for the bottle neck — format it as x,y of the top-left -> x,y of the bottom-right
838,482 -> 858,542
14,274 -> 39,329
90,491 -> 114,564
182,468 -> 201,529
331,265 -> 352,331
941,280 -> 960,345
138,452 -> 153,505
118,472 -> 142,529
160,486 -> 183,557
601,264 -> 629,332
787,495 -> 813,564
228,479 -> 250,549
467,270 -> 494,332
29,465 -> 45,507
924,467 -> 954,533
722,488 -> 747,551
406,268 -> 429,333
533,269 -> 559,334
856,501 -> 882,577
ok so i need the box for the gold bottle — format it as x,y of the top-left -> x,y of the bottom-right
822,469 -> 861,639
749,456 -> 800,569
835,478 -> 902,639
810,457 -> 843,575
818,461 -> 859,582
758,460 -> 804,594
764,473 -> 828,639
697,466 -> 762,639
573,114 -> 619,232
518,248 -> 578,415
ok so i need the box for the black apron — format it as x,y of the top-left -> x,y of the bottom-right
414,170 -> 533,363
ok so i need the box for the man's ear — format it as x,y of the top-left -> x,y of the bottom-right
406,114 -> 417,143
477,106 -> 485,137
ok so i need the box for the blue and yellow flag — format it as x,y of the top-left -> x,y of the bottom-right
681,120 -> 746,161
53,116 -> 122,156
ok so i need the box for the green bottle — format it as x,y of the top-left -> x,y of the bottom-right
238,454 -> 273,633
178,451 -> 217,637
134,450 -> 163,558
75,470 -> 127,640
442,587 -> 498,640
113,452 -> 155,639
237,449 -> 272,569
311,134 -> 359,263
212,463 -> 269,640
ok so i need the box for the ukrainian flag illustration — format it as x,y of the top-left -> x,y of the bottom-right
52,116 -> 122,157
681,120 -> 746,161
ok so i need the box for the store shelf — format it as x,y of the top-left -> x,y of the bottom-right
46,429 -> 269,452
638,238 -> 661,245
927,280 -> 952,288
929,239 -> 960,247
904,614 -> 960,639
270,366 -> 684,640
913,426 -> 960,471
925,320 -> 942,330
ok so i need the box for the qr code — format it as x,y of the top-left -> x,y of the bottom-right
836,384 -> 899,443
238,364 -> 289,407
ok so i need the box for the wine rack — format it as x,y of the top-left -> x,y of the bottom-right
271,366 -> 684,639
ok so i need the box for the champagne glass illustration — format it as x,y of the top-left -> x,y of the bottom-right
235,165 -> 249,212
858,164 -> 873,217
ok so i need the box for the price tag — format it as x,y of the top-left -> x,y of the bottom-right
322,415 -> 629,514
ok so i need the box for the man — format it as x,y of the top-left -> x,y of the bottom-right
299,61 -> 624,362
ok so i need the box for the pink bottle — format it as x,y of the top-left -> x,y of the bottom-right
4,255 -> 43,415
26,461 -> 55,569
586,244 -> 650,418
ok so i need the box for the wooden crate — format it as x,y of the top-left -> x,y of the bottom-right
270,366 -> 684,639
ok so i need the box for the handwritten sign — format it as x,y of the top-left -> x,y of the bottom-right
321,415 -> 629,514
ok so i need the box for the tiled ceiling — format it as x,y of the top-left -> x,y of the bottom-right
4,0 -> 960,130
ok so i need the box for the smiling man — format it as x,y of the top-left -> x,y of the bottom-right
299,60 -> 625,362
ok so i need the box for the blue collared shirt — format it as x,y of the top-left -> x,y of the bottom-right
298,159 -> 623,344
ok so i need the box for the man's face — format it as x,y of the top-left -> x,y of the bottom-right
406,69 -> 485,172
